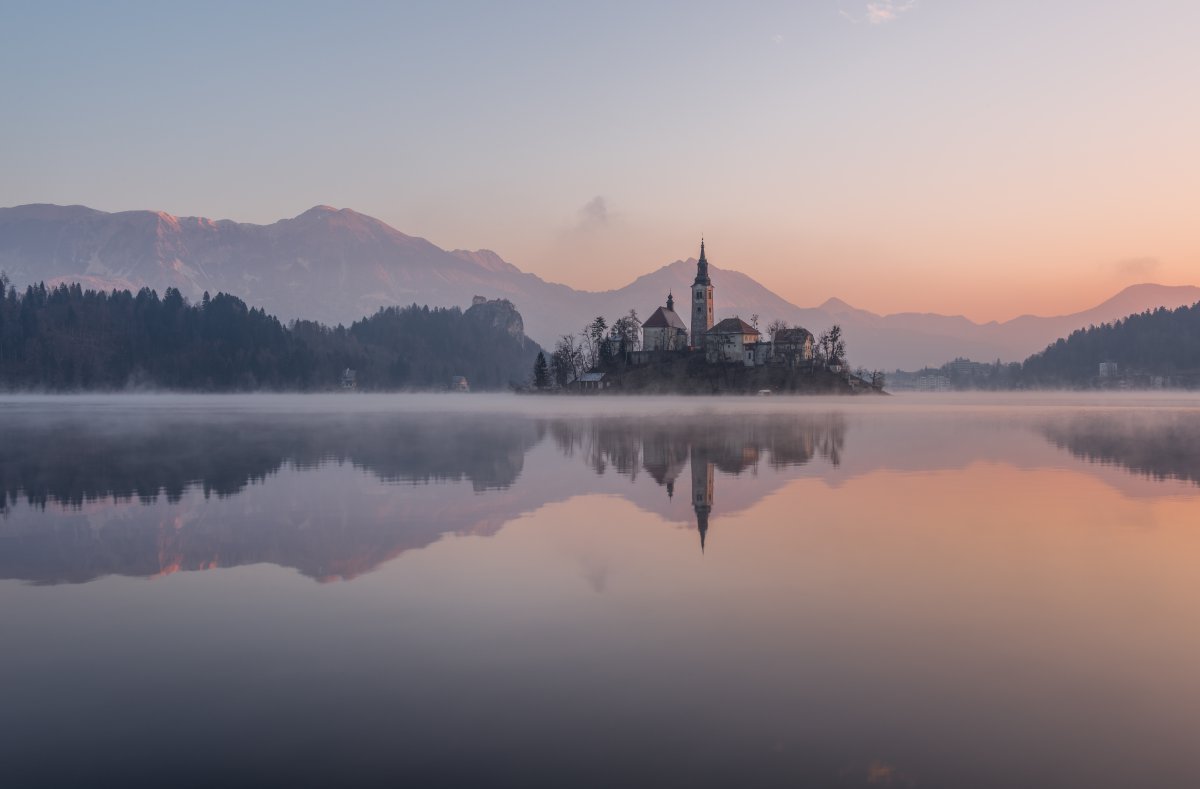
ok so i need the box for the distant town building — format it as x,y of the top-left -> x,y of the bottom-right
340,368 -> 357,390
451,376 -> 470,392
690,239 -> 715,348
1099,361 -> 1119,378
642,292 -> 689,351
918,373 -> 951,391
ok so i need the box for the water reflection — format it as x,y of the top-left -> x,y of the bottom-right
1,403 -> 1198,586
1041,411 -> 1200,486
0,411 -> 849,582
4,398 -> 1200,788
547,414 -> 846,552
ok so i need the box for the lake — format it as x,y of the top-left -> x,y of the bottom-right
2,393 -> 1199,788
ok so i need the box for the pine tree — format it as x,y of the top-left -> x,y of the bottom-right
533,351 -> 550,390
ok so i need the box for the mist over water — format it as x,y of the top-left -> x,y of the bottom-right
2,393 -> 1199,788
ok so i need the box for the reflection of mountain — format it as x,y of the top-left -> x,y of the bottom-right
1042,413 -> 1200,487
0,470 -> 529,586
0,413 -> 544,584
0,409 -> 848,583
7,403 -> 1199,586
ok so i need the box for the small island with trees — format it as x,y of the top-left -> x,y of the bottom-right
529,242 -> 884,395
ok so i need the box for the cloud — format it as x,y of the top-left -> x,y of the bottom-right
841,1 -> 917,24
577,196 -> 611,230
868,0 -> 917,23
1112,256 -> 1161,279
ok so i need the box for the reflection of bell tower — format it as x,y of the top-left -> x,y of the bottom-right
690,239 -> 714,349
690,445 -> 714,553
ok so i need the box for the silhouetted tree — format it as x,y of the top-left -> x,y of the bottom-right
816,325 -> 846,367
551,335 -> 584,387
533,351 -> 550,390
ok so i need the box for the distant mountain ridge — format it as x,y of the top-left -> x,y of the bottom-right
3,202 -> 1198,369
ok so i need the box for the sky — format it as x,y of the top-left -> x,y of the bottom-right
2,0 -> 1199,321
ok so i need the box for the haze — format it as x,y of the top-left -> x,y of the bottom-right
3,1 -> 1199,321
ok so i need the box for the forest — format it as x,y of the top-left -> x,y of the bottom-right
1020,302 -> 1200,386
0,277 -> 541,391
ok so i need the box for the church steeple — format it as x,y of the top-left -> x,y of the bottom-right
689,238 -> 715,347
694,238 -> 710,286
667,291 -> 675,312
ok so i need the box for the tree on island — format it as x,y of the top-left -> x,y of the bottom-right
766,318 -> 788,343
551,334 -> 584,387
609,310 -> 642,354
581,316 -> 608,368
532,351 -> 550,390
816,325 -> 846,368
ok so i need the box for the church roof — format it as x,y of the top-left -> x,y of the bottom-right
709,317 -> 760,335
644,305 -> 687,330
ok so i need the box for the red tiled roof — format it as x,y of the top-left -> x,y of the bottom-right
709,317 -> 760,335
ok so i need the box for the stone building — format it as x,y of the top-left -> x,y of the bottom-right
642,293 -> 689,351
704,317 -> 761,365
772,327 -> 814,367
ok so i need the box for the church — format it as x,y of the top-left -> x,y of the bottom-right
642,292 -> 688,351
639,240 -> 814,367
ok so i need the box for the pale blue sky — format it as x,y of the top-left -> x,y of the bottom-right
3,1 -> 1199,318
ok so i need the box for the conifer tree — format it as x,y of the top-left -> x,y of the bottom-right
533,351 -> 550,390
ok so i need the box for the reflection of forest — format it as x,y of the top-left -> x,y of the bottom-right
1042,412 -> 1200,487
0,411 -> 846,584
0,415 -> 543,510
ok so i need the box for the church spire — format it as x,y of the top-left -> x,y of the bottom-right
693,237 -> 710,286
667,291 -> 675,312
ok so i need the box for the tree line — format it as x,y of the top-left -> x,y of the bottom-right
1020,301 -> 1200,386
0,276 -> 540,391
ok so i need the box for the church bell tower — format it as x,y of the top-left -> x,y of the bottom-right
690,239 -> 714,348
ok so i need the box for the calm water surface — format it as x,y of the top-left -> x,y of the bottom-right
2,393 -> 1199,788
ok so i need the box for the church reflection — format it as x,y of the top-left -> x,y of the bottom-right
566,414 -> 848,553
691,444 -> 714,552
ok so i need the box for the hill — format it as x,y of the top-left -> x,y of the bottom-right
1020,301 -> 1200,387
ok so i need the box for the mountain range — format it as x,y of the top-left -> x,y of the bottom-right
3,203 -> 1198,370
